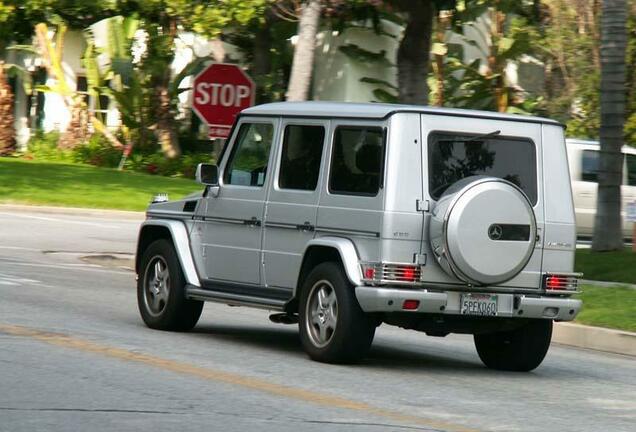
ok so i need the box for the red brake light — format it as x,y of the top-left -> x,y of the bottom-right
401,266 -> 416,282
364,267 -> 375,280
402,299 -> 420,310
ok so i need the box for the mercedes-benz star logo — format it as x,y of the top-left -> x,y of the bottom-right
488,224 -> 503,240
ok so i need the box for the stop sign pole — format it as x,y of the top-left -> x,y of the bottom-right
191,63 -> 255,139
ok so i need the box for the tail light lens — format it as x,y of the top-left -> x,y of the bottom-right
543,273 -> 581,293
360,262 -> 423,285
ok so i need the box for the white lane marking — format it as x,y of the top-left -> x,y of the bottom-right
0,246 -> 41,252
0,272 -> 49,287
0,260 -> 132,275
0,212 -> 130,229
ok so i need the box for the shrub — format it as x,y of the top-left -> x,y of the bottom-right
72,135 -> 122,168
26,131 -> 73,162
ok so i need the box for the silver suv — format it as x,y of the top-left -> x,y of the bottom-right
136,102 -> 582,371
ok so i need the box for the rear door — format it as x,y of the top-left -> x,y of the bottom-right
262,119 -> 329,289
421,115 -> 544,289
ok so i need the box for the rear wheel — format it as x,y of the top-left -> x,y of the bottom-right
137,239 -> 203,331
474,319 -> 552,372
299,262 -> 376,364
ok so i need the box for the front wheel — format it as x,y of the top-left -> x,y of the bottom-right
474,319 -> 552,372
299,262 -> 376,364
137,239 -> 203,331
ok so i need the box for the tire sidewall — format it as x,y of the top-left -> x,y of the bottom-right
298,262 -> 374,363
137,239 -> 192,329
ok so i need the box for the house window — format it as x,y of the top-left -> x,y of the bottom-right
76,76 -> 110,121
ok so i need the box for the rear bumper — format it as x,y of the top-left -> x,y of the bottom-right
355,286 -> 582,321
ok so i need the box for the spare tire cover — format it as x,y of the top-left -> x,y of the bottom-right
429,176 -> 536,286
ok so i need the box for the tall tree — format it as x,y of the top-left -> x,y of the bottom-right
592,0 -> 628,251
395,0 -> 435,105
286,0 -> 322,101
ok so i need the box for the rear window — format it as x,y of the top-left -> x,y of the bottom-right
428,132 -> 537,204
581,150 -> 599,182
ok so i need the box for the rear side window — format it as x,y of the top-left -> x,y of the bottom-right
224,122 -> 274,187
429,132 -> 537,204
279,125 -> 325,191
329,126 -> 385,196
626,154 -> 636,186
581,150 -> 599,182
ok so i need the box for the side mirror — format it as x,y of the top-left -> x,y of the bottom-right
196,163 -> 219,186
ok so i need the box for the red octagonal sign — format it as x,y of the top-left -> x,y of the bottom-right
192,63 -> 255,139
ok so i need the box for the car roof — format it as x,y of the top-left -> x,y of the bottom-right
566,138 -> 636,154
241,101 -> 564,127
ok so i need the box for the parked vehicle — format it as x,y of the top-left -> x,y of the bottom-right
566,138 -> 636,238
136,102 -> 582,372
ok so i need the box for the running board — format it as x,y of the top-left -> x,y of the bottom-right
186,286 -> 287,311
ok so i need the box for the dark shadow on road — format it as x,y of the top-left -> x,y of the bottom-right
190,323 -> 492,373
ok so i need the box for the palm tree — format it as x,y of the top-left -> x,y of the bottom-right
286,0 -> 322,101
0,62 -> 16,155
592,0 -> 627,251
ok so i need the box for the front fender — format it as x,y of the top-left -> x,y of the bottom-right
137,219 -> 200,287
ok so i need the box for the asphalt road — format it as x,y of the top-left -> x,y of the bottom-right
0,208 -> 635,432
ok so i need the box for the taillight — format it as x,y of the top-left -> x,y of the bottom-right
360,262 -> 423,285
543,273 -> 581,293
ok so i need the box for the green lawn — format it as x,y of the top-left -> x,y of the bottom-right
0,158 -> 201,211
575,248 -> 636,285
575,285 -> 636,332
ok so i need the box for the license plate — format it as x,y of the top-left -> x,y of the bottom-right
460,293 -> 498,316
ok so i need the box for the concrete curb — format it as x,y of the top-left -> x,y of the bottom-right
553,322 -> 636,357
0,203 -> 145,221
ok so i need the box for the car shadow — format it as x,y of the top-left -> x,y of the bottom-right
190,323 -> 487,373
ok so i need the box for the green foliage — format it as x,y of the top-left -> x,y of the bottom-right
72,134 -> 122,168
26,131 -> 72,162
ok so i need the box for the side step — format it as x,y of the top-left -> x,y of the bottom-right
269,313 -> 298,325
186,285 -> 287,311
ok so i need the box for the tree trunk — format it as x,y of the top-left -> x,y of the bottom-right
0,63 -> 16,155
286,0 -> 321,102
397,0 -> 434,105
253,12 -> 273,104
150,17 -> 181,159
58,97 -> 88,150
592,0 -> 627,251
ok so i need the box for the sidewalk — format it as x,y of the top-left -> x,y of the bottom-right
553,322 -> 636,357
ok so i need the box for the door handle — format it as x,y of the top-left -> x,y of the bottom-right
244,217 -> 262,227
296,222 -> 315,232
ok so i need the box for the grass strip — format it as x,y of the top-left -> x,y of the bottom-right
575,248 -> 636,285
575,285 -> 636,332
0,158 -> 201,211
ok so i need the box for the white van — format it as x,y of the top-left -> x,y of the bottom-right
566,138 -> 636,238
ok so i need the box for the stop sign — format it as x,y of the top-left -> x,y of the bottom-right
191,63 -> 255,139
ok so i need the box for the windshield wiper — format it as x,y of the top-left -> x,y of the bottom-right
454,130 -> 501,143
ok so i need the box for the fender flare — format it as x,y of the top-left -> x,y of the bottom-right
298,237 -> 362,293
137,219 -> 200,287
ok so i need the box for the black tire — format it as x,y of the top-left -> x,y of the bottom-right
474,319 -> 553,372
298,262 -> 376,364
137,239 -> 203,331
